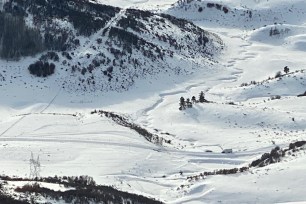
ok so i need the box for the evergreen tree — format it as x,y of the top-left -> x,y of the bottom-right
0,12 -> 44,60
269,28 -> 273,36
275,71 -> 282,78
186,98 -> 192,108
199,91 -> 205,103
28,61 -> 55,77
179,97 -> 186,110
191,96 -> 196,103
284,66 -> 289,74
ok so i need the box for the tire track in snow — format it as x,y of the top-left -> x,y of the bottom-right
140,39 -> 254,118
169,187 -> 215,204
206,38 -> 255,100
0,116 -> 26,137
133,36 -> 258,155
141,82 -> 209,117
0,137 -> 153,150
0,88 -> 62,137
136,83 -> 212,149
40,87 -> 62,113
23,130 -> 133,137
224,41 -> 254,71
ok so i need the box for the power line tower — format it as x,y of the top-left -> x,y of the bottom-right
29,152 -> 41,181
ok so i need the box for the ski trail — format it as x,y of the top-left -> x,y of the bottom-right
74,8 -> 126,64
103,8 -> 127,36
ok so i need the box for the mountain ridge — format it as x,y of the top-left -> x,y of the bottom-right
0,0 -> 223,93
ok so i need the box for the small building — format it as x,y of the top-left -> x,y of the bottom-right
222,149 -> 233,154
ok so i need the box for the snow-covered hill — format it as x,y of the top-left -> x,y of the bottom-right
167,0 -> 306,29
0,0 -> 306,203
93,0 -> 177,10
1,0 -> 222,93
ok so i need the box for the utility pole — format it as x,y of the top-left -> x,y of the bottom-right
29,152 -> 41,181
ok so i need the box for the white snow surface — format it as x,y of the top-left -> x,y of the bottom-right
0,0 -> 306,203
92,0 -> 177,9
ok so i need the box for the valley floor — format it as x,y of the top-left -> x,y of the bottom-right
1,1 -> 306,203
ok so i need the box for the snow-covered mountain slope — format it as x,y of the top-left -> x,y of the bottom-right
0,0 -> 306,203
93,0 -> 177,10
167,0 -> 306,29
1,0 -> 222,93
249,24 -> 306,51
208,69 -> 306,101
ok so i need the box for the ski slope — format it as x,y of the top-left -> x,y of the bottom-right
0,0 -> 306,203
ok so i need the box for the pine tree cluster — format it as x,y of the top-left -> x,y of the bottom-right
179,91 -> 208,110
28,61 -> 55,77
0,12 -> 44,60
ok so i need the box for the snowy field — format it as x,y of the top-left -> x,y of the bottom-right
1,0 -> 306,203
93,0 -> 177,9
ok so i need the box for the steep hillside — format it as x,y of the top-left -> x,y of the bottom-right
0,0 -> 223,93
93,0 -> 177,9
0,176 -> 163,204
167,0 -> 306,29
1,0 -> 306,203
